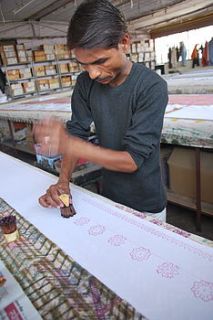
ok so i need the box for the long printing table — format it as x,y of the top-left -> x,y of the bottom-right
0,93 -> 212,146
0,93 -> 213,229
163,94 -> 213,149
0,91 -> 71,123
162,94 -> 213,230
0,152 -> 213,320
164,68 -> 213,94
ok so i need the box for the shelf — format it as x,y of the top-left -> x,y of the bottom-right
57,58 -> 73,63
0,43 -> 80,100
2,62 -> 30,69
12,93 -> 36,98
129,38 -> 155,70
3,63 -> 32,70
32,58 -> 77,65
62,84 -> 71,88
35,74 -> 59,79
2,140 -> 35,155
167,190 -> 213,216
38,88 -> 61,94
60,72 -> 76,76
33,60 -> 55,66
130,50 -> 153,54
10,78 -> 35,83
4,64 -> 80,99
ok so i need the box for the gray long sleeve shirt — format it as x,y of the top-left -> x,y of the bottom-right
67,63 -> 168,213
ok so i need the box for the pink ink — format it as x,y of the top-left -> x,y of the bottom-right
108,234 -> 127,246
80,196 -> 213,262
156,262 -> 180,278
73,217 -> 90,225
151,219 -> 163,226
130,247 -> 151,262
115,204 -> 145,219
88,225 -> 105,236
191,280 -> 213,302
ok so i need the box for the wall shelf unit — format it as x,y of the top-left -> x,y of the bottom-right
0,43 -> 81,99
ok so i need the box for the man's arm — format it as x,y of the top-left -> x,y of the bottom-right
34,118 -> 138,175
69,135 -> 138,173
58,151 -> 78,184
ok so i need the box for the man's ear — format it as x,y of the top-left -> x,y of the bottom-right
119,33 -> 131,53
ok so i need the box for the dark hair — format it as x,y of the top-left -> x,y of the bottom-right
67,0 -> 128,50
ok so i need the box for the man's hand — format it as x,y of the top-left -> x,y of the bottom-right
39,181 -> 71,208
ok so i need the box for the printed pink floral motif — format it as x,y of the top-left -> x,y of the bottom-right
108,235 -> 127,246
88,225 -> 106,236
156,262 -> 180,278
74,217 -> 90,226
115,204 -> 145,219
130,247 -> 151,262
169,228 -> 191,238
151,219 -> 163,226
191,280 -> 213,302
134,212 -> 145,219
151,220 -> 191,238
80,196 -> 213,262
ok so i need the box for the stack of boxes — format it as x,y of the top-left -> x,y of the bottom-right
69,61 -> 80,72
59,62 -> 71,87
20,65 -> 35,93
19,67 -> 32,79
33,49 -> 46,62
10,83 -> 24,96
26,50 -> 33,62
0,42 -> 80,98
49,78 -> 60,89
43,44 -> 55,61
0,44 -> 18,65
22,81 -> 36,93
37,79 -> 49,91
59,63 -> 69,74
0,46 -> 23,96
61,76 -> 72,88
45,65 -> 56,75
16,44 -> 28,63
54,44 -> 71,60
34,66 -> 45,77
130,39 -> 155,69
6,69 -> 20,81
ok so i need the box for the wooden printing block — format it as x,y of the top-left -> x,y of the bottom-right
0,214 -> 19,242
59,194 -> 76,218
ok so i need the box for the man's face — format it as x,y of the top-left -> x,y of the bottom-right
73,40 -> 130,86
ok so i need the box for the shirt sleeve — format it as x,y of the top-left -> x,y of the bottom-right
66,73 -> 93,140
122,78 -> 168,168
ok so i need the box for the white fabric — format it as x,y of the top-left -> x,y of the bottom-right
165,105 -> 213,120
0,152 -> 212,320
144,207 -> 167,222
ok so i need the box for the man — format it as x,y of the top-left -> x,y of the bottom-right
35,0 -> 168,221
0,66 -> 6,94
